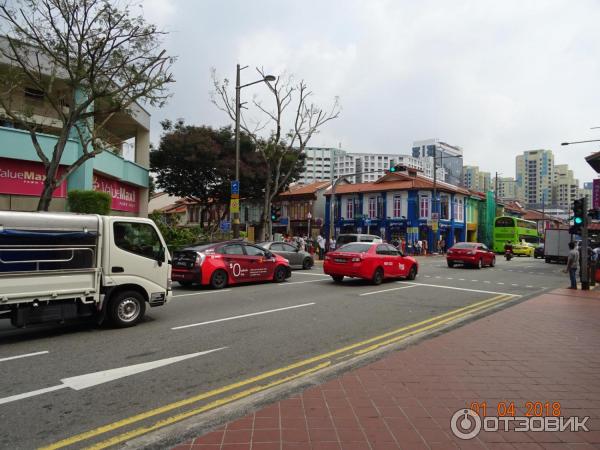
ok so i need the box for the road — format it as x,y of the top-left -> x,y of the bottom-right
0,255 -> 566,449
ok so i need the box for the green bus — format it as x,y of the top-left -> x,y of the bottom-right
492,216 -> 540,253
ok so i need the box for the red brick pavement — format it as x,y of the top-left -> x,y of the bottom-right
172,288 -> 600,450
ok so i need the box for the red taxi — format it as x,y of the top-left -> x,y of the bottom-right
446,242 -> 495,269
324,242 -> 418,285
171,241 -> 291,289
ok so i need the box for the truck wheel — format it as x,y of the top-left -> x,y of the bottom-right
109,291 -> 146,328
210,269 -> 228,289
545,258 -> 551,264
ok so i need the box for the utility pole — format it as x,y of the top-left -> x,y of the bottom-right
494,171 -> 498,205
232,64 -> 241,239
582,196 -> 590,290
432,152 -> 437,253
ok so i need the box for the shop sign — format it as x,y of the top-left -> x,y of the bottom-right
594,179 -> 600,209
0,157 -> 66,198
93,172 -> 139,212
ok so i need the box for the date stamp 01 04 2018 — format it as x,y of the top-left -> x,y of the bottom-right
450,401 -> 591,440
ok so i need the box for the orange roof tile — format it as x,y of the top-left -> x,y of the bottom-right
279,181 -> 331,197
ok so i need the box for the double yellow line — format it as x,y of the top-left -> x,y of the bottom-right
42,292 -> 518,450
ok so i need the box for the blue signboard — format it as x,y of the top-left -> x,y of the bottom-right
279,217 -> 289,225
364,218 -> 371,226
231,180 -> 240,195
220,220 -> 231,232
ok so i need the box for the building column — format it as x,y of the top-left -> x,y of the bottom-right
135,128 -> 150,168
67,88 -> 95,195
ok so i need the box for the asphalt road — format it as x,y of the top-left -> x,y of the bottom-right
0,255 -> 567,449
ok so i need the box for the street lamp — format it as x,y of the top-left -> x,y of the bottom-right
233,65 -> 276,238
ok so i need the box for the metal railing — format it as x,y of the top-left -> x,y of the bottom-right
0,247 -> 96,272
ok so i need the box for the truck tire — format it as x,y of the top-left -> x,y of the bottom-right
108,290 -> 146,328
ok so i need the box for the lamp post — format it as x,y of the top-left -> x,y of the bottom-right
232,64 -> 276,238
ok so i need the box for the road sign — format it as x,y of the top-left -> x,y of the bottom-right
279,217 -> 289,225
364,218 -> 371,226
230,198 -> 240,213
220,220 -> 231,232
231,180 -> 240,195
432,220 -> 439,232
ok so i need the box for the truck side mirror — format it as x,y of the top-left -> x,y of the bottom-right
155,247 -> 165,266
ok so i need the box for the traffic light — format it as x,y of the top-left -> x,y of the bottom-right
389,160 -> 396,172
571,197 -> 586,234
270,205 -> 282,222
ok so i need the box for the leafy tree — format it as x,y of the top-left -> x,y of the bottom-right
212,69 -> 339,240
0,0 -> 174,211
67,189 -> 111,214
150,121 -> 305,229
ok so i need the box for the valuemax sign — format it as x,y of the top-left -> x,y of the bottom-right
0,157 -> 67,197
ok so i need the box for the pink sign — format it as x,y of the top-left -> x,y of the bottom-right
93,172 -> 139,212
594,179 -> 600,209
0,157 -> 67,198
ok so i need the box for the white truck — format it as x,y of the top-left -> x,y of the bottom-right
544,228 -> 573,264
0,211 -> 172,328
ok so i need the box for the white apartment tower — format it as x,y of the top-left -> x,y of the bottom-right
515,149 -> 554,208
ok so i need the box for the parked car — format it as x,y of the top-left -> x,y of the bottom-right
324,242 -> 418,285
534,243 -> 545,259
258,241 -> 314,270
335,234 -> 383,248
512,241 -> 534,257
171,241 -> 291,289
446,242 -> 495,269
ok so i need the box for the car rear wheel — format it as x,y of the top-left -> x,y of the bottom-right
447,260 -> 454,268
372,267 -> 384,285
302,257 -> 314,270
210,269 -> 228,289
332,275 -> 344,283
406,265 -> 417,280
273,266 -> 287,283
476,258 -> 482,269
490,257 -> 496,267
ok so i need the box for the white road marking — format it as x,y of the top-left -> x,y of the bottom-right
511,284 -> 519,286
0,348 -> 225,406
0,351 -> 49,363
279,279 -> 327,286
471,280 -> 478,282
424,275 -> 431,278
174,290 -> 232,298
400,282 -> 520,296
484,281 -> 491,283
497,282 -> 505,285
172,303 -> 316,330
459,278 -> 465,281
526,285 -> 534,288
359,285 -> 418,296
447,277 -> 454,280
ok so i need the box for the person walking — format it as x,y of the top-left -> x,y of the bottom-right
564,241 -> 579,289
317,235 -> 325,259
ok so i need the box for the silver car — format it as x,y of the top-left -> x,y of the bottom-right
258,241 -> 314,270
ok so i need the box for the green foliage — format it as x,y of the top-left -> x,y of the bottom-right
67,190 -> 111,215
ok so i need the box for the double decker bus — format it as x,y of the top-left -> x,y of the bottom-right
492,216 -> 540,253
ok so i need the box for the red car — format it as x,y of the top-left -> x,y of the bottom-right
446,242 -> 496,269
171,241 -> 291,289
324,242 -> 418,285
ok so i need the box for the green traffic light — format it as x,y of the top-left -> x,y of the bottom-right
389,167 -> 396,172
574,217 -> 583,225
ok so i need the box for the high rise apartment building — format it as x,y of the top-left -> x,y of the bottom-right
412,138 -> 464,186
552,164 -> 580,210
494,176 -> 518,200
298,147 -> 344,184
462,166 -> 491,192
515,149 -> 554,208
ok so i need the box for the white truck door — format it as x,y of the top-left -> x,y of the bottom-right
108,219 -> 170,304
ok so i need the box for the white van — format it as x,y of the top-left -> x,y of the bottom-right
336,234 -> 383,247
0,211 -> 171,328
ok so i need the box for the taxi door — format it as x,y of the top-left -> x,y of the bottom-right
375,244 -> 395,277
219,243 -> 251,283
392,246 -> 410,277
243,244 -> 276,280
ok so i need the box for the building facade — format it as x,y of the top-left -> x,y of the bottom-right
298,147 -> 344,184
462,166 -> 490,191
412,138 -> 464,186
515,149 -> 554,209
493,176 -> 518,201
324,169 -> 472,251
552,164 -> 580,210
273,181 -> 330,237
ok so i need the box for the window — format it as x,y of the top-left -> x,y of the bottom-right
269,243 -> 284,251
24,87 -> 44,101
393,195 -> 402,218
346,199 -> 354,219
281,243 -> 297,252
220,244 -> 244,255
368,197 -> 377,218
456,198 -> 464,221
245,245 -> 266,257
338,243 -> 372,253
113,222 -> 162,260
440,195 -> 449,220
419,195 -> 430,218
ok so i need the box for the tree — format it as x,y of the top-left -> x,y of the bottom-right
0,0 -> 174,210
212,69 -> 339,240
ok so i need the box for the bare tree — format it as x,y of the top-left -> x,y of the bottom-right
0,0 -> 174,210
212,68 -> 340,240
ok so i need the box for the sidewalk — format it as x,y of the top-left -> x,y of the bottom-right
173,288 -> 600,450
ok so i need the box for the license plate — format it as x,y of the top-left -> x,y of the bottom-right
334,258 -> 346,263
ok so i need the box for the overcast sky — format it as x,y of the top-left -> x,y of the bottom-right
141,0 -> 600,184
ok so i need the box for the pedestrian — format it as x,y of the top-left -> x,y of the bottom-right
416,240 -> 422,255
440,238 -> 446,254
422,239 -> 428,255
564,241 -> 579,289
401,238 -> 406,255
317,235 -> 325,259
330,238 -> 336,251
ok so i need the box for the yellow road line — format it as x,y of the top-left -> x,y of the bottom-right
84,362 -> 332,450
42,293 -> 518,450
354,294 -> 515,355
